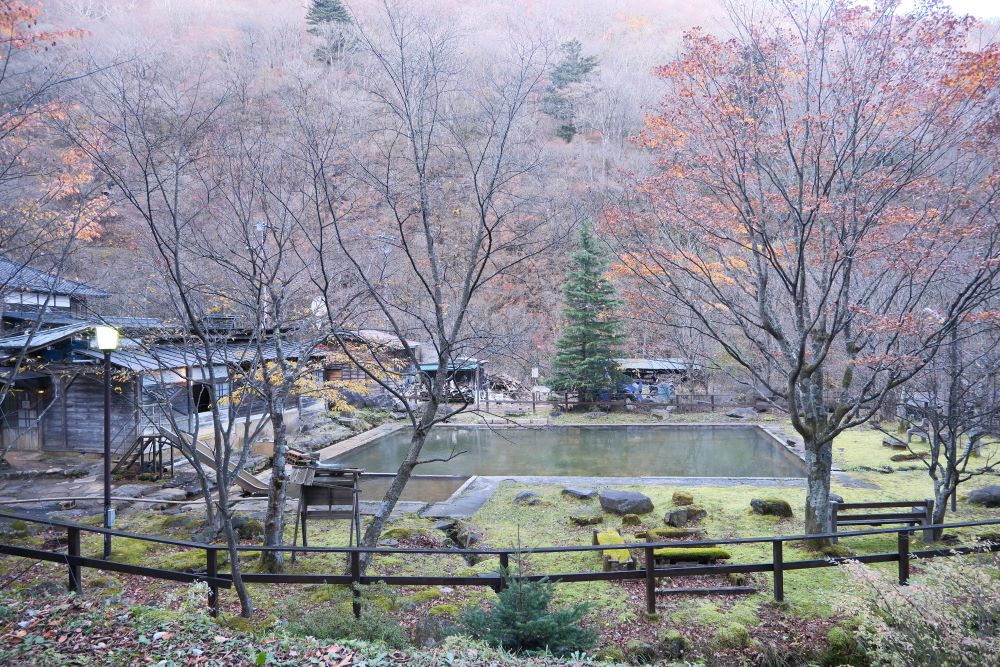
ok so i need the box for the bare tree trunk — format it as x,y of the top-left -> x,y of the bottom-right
803,441 -> 833,542
216,482 -> 253,618
357,396 -> 438,573
260,401 -> 288,573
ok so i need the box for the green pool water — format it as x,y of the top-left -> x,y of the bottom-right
328,425 -> 806,478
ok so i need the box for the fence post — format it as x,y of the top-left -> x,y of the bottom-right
350,550 -> 361,618
830,501 -> 840,544
897,531 -> 910,585
498,551 -> 510,592
67,527 -> 81,594
772,540 -> 783,603
923,499 -> 934,543
206,548 -> 219,617
644,546 -> 656,615
710,394 -> 715,412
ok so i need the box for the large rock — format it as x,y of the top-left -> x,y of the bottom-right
727,407 -> 758,419
452,521 -> 483,548
562,486 -> 597,500
512,491 -> 540,506
750,498 -> 793,518
664,505 -> 707,527
968,486 -> 1000,508
882,437 -> 907,450
412,615 -> 459,648
672,491 -> 694,506
599,490 -> 654,515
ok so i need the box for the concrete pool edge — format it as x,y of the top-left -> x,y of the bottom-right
314,422 -> 408,461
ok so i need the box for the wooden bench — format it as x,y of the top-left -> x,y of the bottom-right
831,499 -> 934,543
592,528 -> 636,571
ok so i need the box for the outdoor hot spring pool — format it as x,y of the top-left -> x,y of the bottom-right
328,425 -> 806,480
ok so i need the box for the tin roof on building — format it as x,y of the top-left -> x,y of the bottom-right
0,257 -> 110,298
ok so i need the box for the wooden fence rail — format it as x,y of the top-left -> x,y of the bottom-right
0,511 -> 998,618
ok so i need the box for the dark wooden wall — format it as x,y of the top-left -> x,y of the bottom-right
42,374 -> 138,454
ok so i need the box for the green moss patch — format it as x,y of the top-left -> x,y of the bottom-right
652,547 -> 731,561
594,529 -> 631,563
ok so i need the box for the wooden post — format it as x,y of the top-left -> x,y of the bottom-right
897,531 -> 910,585
830,500 -> 840,544
772,540 -> 783,602
644,546 -> 656,615
498,552 -> 510,592
710,394 -> 715,412
206,548 -> 219,617
67,527 -> 81,594
350,550 -> 361,618
922,499 -> 934,543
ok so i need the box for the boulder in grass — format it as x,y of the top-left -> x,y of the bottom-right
672,490 -> 694,506
513,491 -> 540,506
967,486 -> 1000,508
570,511 -> 604,526
562,486 -> 597,500
599,489 -> 654,515
622,513 -> 642,526
727,407 -> 757,419
750,498 -> 794,518
664,505 -> 707,527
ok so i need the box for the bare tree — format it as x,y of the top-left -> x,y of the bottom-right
286,3 -> 562,570
65,54 -> 271,616
0,4 -> 108,464
898,316 -> 1000,536
606,0 -> 1000,540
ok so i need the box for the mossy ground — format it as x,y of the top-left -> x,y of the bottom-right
2,414 -> 998,664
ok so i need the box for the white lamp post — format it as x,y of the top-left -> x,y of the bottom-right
94,325 -> 119,559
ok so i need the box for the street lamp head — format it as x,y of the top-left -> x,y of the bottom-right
94,325 -> 120,351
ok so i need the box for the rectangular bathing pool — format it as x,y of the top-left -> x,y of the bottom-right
328,425 -> 806,479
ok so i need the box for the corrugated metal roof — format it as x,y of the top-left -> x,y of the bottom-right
615,358 -> 698,372
76,340 -> 316,372
419,359 -> 483,372
0,323 -> 94,351
0,257 -> 110,298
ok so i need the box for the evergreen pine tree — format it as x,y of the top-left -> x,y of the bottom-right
305,0 -> 351,63
306,0 -> 350,32
541,39 -> 599,142
460,570 -> 597,656
548,221 -> 623,402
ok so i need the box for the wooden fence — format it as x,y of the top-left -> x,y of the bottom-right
1,511 -> 998,618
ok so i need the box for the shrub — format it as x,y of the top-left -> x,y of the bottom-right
460,571 -> 597,656
822,625 -> 864,667
839,551 -> 1000,666
287,603 -> 407,648
288,582 -> 406,648
713,623 -> 750,649
408,587 -> 443,603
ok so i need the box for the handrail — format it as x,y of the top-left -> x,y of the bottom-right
2,509 -> 996,555
2,509 -> 997,620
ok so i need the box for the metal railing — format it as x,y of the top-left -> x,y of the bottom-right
1,510 -> 997,618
